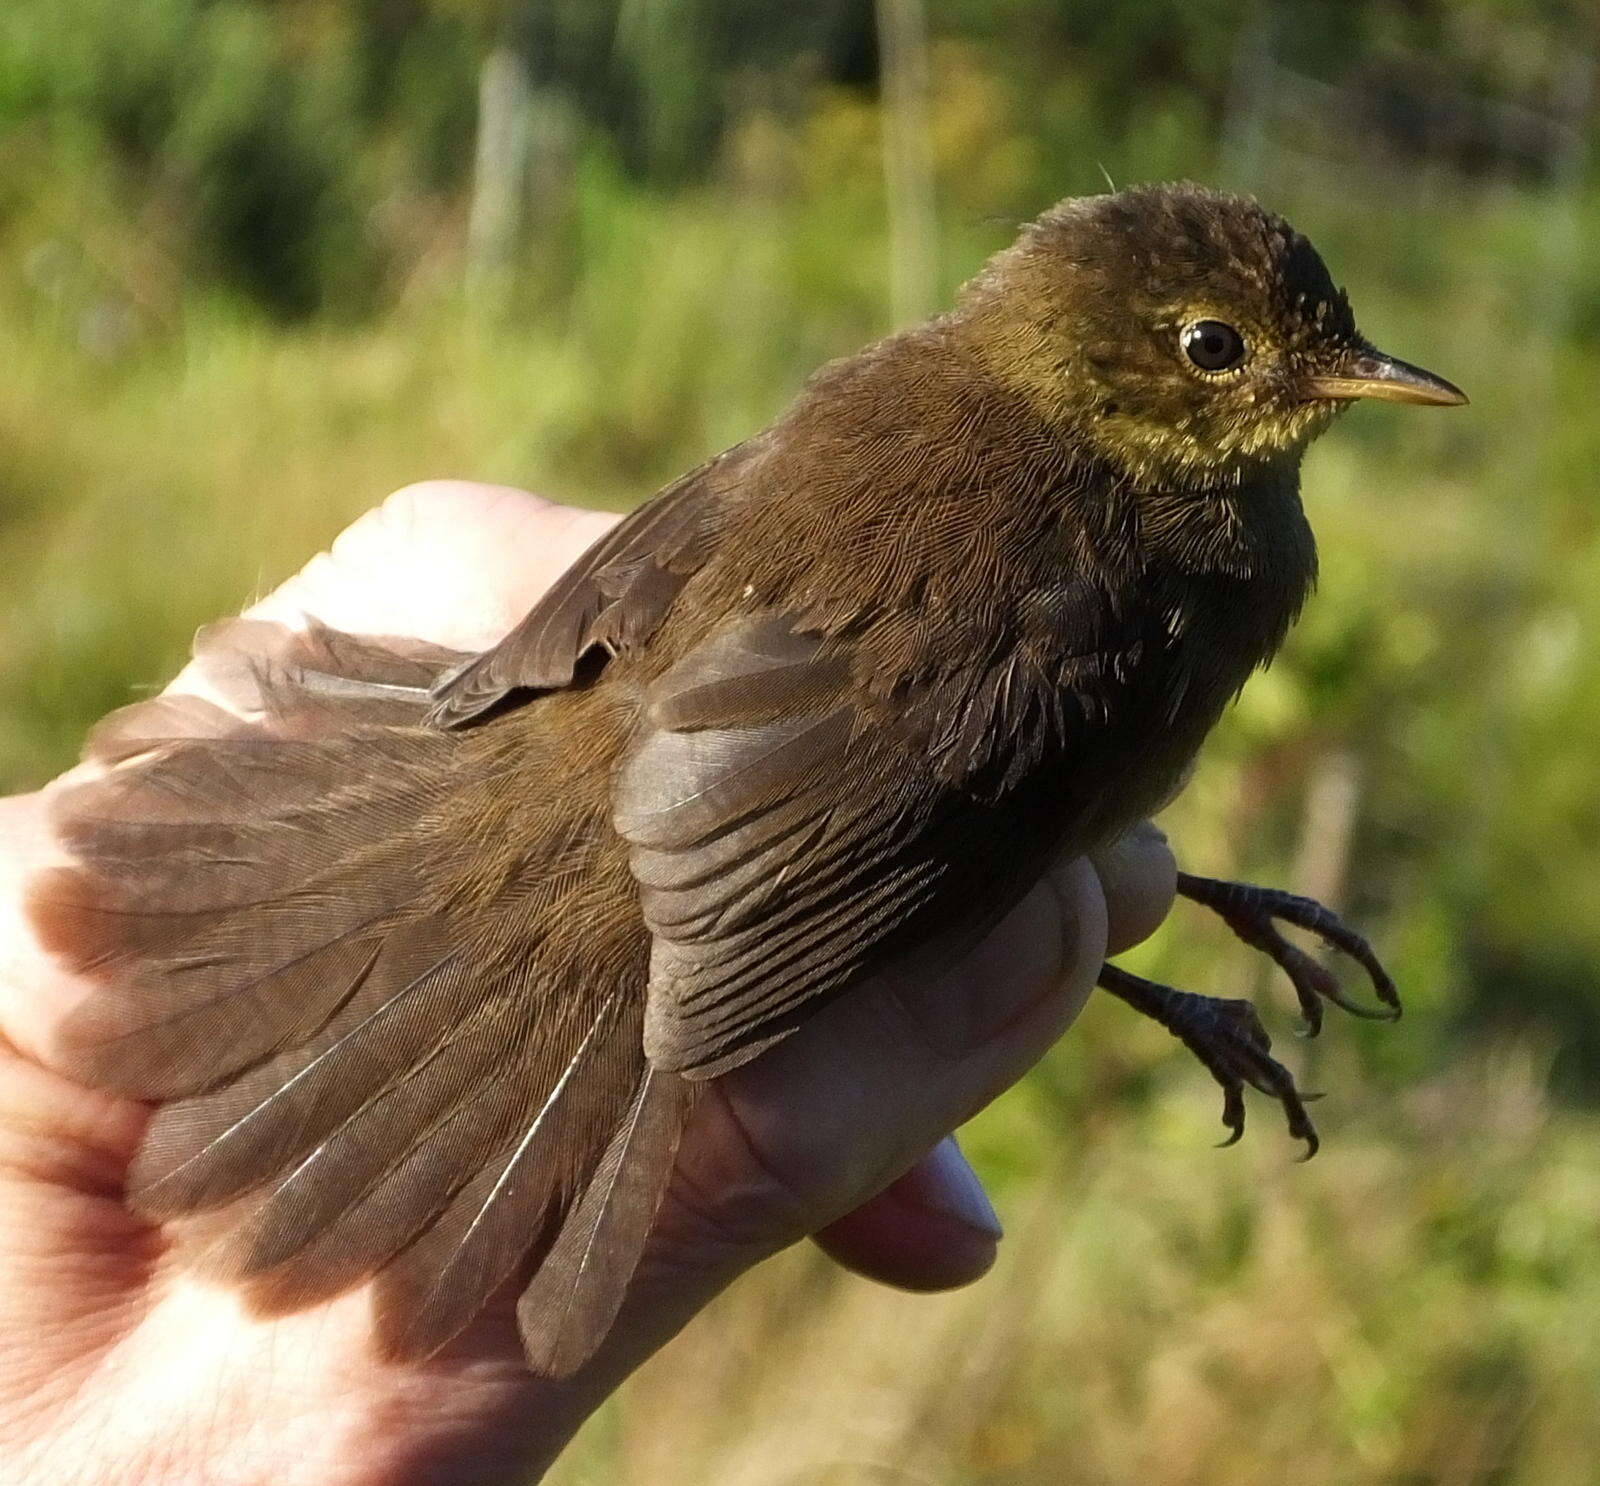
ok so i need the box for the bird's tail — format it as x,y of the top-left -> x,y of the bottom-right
27,617 -> 688,1373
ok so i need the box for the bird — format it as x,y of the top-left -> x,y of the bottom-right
28,182 -> 1466,1378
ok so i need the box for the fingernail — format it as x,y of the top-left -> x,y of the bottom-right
896,1137 -> 1003,1240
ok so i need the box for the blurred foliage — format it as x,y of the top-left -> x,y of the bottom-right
2,1 -> 1598,1480
555,1051 -> 1600,1484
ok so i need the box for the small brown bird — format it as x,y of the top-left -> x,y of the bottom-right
30,183 -> 1465,1376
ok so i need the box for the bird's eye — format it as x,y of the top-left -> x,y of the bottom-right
1180,320 -> 1247,372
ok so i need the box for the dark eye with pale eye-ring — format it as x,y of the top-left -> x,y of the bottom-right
1181,320 -> 1247,372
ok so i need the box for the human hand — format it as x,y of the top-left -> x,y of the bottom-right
0,482 -> 1176,1484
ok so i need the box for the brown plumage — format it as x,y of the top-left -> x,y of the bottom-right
27,183 -> 1464,1375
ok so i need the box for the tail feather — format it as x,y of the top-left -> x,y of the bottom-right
374,991 -> 645,1360
517,1066 -> 693,1377
129,922 -> 464,1214
27,616 -> 673,1372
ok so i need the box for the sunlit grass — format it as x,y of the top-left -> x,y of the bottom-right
553,1050 -> 1600,1485
4,100 -> 1599,1483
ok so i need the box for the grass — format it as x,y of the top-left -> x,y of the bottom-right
552,1047 -> 1600,1485
4,98 -> 1600,1482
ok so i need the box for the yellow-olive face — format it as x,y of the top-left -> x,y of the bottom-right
1077,265 -> 1463,486
990,187 -> 1466,487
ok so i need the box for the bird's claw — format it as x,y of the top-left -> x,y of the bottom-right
1174,872 -> 1402,1034
1097,965 -> 1319,1159
1095,875 -> 1398,1159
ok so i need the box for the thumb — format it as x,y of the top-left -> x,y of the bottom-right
577,849 -> 1148,1387
813,1134 -> 1005,1292
656,852 -> 1113,1276
807,822 -> 1178,1290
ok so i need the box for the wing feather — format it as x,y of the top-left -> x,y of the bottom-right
374,992 -> 645,1359
517,1066 -> 693,1376
32,612 -> 657,1371
615,582 -> 1128,1080
428,441 -> 757,727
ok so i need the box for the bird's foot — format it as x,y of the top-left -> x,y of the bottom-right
1174,873 -> 1402,1036
1097,964 -> 1321,1158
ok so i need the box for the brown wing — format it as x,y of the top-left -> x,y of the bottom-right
32,618 -> 656,1369
426,440 -> 760,727
613,599 -> 1119,1079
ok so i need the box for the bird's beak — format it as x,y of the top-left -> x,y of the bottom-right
1301,347 -> 1468,407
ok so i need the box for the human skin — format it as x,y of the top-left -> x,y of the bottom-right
0,482 -> 1176,1485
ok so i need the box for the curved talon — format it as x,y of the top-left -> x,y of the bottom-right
1248,1052 -> 1319,1159
1216,1081 -> 1246,1147
1269,930 -> 1393,1030
1267,889 -> 1402,1017
1262,931 -> 1334,1034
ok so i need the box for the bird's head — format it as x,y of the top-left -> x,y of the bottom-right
959,182 -> 1465,489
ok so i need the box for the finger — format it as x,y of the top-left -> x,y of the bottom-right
174,482 -> 618,703
0,794 -> 89,1060
805,820 -> 1176,1292
1092,819 -> 1178,955
657,854 -> 1109,1268
812,1136 -> 1002,1292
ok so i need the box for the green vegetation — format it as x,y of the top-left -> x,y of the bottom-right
2,2 -> 1597,1480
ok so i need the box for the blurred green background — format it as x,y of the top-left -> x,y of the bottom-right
3,1 -> 1598,1480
